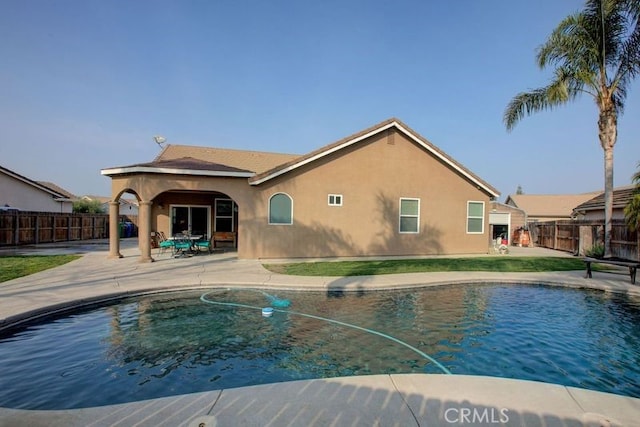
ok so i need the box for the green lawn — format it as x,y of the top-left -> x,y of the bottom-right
263,257 -> 591,276
0,255 -> 81,283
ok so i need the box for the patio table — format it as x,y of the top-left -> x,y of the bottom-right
168,235 -> 203,256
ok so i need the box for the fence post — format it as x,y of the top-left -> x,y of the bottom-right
35,214 -> 40,244
13,211 -> 19,245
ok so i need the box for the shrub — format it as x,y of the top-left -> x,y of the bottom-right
585,243 -> 605,259
73,199 -> 105,214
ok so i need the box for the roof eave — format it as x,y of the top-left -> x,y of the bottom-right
100,166 -> 255,178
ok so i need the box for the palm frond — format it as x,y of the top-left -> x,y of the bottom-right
624,193 -> 640,231
615,14 -> 640,81
633,162 -> 640,184
504,89 -> 548,131
504,67 -> 588,131
625,0 -> 640,19
537,13 -> 599,70
507,0 -> 639,132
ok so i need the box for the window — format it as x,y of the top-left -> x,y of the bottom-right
467,201 -> 485,234
269,193 -> 293,225
399,198 -> 420,233
215,199 -> 234,232
328,194 -> 343,206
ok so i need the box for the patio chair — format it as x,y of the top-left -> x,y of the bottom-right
158,233 -> 175,255
194,234 -> 213,254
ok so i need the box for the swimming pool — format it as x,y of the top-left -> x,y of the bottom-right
0,284 -> 639,409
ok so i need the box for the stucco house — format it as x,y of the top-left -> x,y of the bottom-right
0,165 -> 74,213
505,192 -> 600,223
572,185 -> 636,221
488,201 -> 527,245
101,118 -> 500,262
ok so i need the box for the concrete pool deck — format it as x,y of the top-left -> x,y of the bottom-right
1,240 -> 639,426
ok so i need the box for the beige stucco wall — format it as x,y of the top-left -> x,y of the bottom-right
0,173 -> 72,213
107,130 -> 494,259
244,130 -> 492,258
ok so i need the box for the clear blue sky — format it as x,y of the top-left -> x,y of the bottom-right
1,0 -> 638,201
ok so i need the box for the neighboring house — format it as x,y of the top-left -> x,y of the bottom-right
102,118 -> 500,262
505,192 -> 600,223
572,185 -> 636,221
81,195 -> 139,216
488,201 -> 527,245
0,165 -> 74,213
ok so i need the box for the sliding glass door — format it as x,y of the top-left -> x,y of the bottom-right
170,205 -> 210,237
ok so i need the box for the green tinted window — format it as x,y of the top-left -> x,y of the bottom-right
467,202 -> 484,233
269,194 -> 292,225
400,199 -> 419,216
400,198 -> 419,233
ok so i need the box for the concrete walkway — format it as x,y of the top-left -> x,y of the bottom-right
1,240 -> 639,426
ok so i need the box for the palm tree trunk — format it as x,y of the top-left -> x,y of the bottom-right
599,107 -> 617,258
603,145 -> 614,257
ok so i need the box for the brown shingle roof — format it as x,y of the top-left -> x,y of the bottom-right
132,157 -> 253,173
36,181 -> 76,199
102,118 -> 499,198
573,186 -> 637,212
156,146 -> 299,174
506,193 -> 601,218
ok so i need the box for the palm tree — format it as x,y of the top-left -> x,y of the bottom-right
624,162 -> 640,231
504,0 -> 640,258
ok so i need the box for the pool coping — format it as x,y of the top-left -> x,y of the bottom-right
2,374 -> 639,427
1,245 -> 640,426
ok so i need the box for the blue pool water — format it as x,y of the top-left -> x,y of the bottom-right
0,284 -> 639,409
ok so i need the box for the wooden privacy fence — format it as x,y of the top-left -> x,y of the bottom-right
0,212 -> 139,246
531,220 -> 639,260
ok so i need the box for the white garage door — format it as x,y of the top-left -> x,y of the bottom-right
489,213 -> 510,225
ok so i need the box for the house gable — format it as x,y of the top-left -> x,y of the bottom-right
249,118 -> 499,199
0,165 -> 70,200
0,165 -> 74,212
247,122 -> 498,258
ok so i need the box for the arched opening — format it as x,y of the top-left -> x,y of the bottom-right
113,189 -> 140,238
152,189 -> 239,251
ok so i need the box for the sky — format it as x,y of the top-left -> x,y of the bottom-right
1,0 -> 638,202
